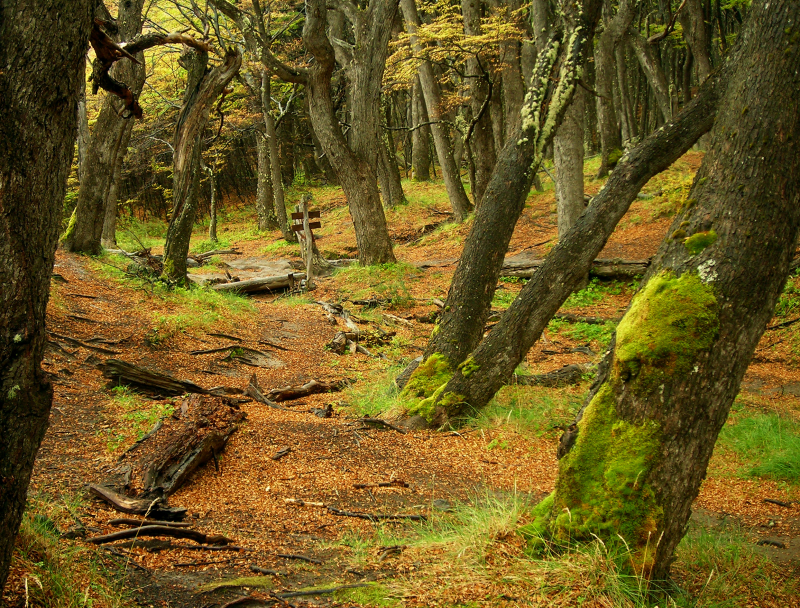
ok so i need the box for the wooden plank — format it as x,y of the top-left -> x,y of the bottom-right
291,221 -> 321,231
290,210 -> 321,220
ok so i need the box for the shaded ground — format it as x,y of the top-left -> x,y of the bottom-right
6,152 -> 800,607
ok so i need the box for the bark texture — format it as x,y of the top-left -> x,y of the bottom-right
411,77 -> 432,181
417,0 -> 602,374
545,0 -> 800,578
161,48 -> 241,283
0,0 -> 93,592
63,0 -> 147,255
553,84 -> 585,237
416,58 -> 727,426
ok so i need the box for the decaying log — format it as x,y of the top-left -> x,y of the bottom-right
211,273 -> 305,294
107,394 -> 246,497
512,363 -> 590,388
87,484 -> 187,520
99,358 -> 209,396
501,257 -> 650,281
267,379 -> 348,402
87,524 -> 232,546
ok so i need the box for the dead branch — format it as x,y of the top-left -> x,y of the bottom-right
87,484 -> 187,520
87,525 -> 233,546
276,553 -> 323,564
358,418 -> 407,434
108,518 -> 192,528
326,507 -> 425,522
267,379 -> 348,402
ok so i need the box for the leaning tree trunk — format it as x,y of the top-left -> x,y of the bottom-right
0,0 -> 92,592
161,48 -> 241,283
63,0 -> 147,254
400,54 -> 727,426
409,2 -> 602,381
400,0 -> 473,221
542,0 -> 800,579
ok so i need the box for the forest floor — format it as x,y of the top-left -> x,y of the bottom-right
5,153 -> 800,608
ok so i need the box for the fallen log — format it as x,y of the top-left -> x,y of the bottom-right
226,346 -> 284,369
501,257 -> 650,281
87,525 -> 232,546
244,373 -> 292,411
267,379 -> 348,402
108,518 -> 192,528
512,363 -> 590,388
107,394 -> 246,497
211,273 -> 305,294
87,484 -> 187,521
99,358 -> 208,396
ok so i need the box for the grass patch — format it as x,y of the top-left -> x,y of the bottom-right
333,583 -> 400,607
190,236 -> 231,254
339,364 -> 404,418
11,493 -> 132,608
474,385 -> 583,437
563,278 -> 630,308
105,386 -> 173,451
260,238 -> 301,257
774,273 -> 800,318
548,318 -> 618,348
717,411 -> 800,482
491,286 -> 519,309
332,262 -> 420,308
115,218 -> 168,251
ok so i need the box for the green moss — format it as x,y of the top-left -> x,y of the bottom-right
519,492 -> 554,544
684,229 -> 718,256
458,356 -> 479,378
398,353 -> 453,422
550,385 -> 663,562
671,229 -> 687,240
60,209 -> 77,243
614,270 -> 718,395
334,583 -> 400,607
608,148 -> 624,167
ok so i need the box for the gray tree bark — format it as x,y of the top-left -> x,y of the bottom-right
100,124 -> 133,249
554,86 -> 586,237
63,0 -> 147,254
161,48 -> 242,283
0,0 -> 93,592
411,77 -> 432,181
626,26 -> 672,122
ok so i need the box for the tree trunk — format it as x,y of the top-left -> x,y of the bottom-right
404,56 -> 726,426
462,0 -> 496,205
0,0 -> 92,592
378,139 -> 407,208
400,0 -> 473,221
63,0 -> 147,254
545,0 -> 800,579
627,27 -> 672,122
410,1 -> 602,381
553,85 -> 585,237
594,0 -> 637,178
679,0 -> 712,83
411,77 -> 432,181
302,0 -> 396,265
100,123 -> 133,249
255,70 -> 280,231
161,48 -> 241,283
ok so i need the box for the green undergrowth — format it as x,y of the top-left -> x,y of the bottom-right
338,364 -> 404,418
326,490 -> 791,607
331,262 -> 421,308
717,410 -> 800,482
548,318 -> 618,349
115,218 -> 168,251
473,384 -> 583,438
104,386 -> 173,451
333,583 -> 400,607
260,238 -> 301,257
12,493 -> 132,608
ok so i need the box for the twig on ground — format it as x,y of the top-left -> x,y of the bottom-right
276,553 -> 323,564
